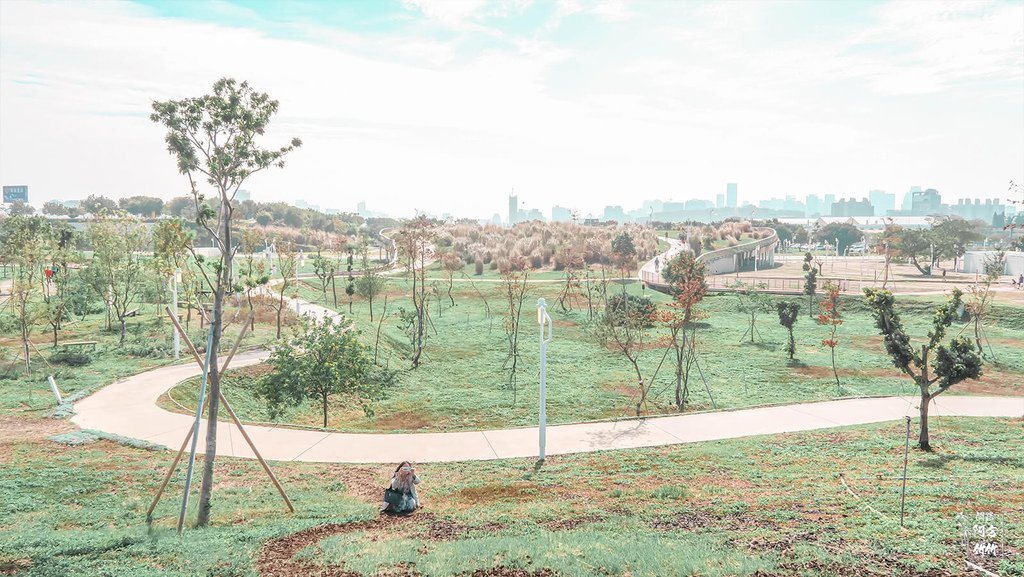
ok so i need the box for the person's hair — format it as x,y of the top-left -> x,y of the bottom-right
394,461 -> 412,474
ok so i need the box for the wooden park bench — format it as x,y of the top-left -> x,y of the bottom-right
61,340 -> 98,352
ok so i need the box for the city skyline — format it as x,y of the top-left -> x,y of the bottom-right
2,1 -> 1022,218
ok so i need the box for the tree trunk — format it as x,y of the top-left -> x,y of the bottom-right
369,295 -> 374,322
787,328 -> 795,360
276,291 -> 285,339
21,320 -> 31,371
918,344 -> 932,451
322,392 -> 329,428
919,388 -> 931,451
830,346 -> 840,392
196,205 -> 231,528
246,292 -> 255,331
674,331 -> 685,411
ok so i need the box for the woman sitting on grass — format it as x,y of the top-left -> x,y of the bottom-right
380,461 -> 420,514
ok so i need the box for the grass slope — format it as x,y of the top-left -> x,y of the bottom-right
166,276 -> 1024,432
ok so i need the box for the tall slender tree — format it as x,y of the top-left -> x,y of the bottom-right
816,282 -> 843,392
151,78 -> 301,527
87,213 -> 150,343
395,217 -> 434,368
0,216 -> 52,368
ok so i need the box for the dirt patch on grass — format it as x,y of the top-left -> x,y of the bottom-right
373,411 -> 432,432
420,517 -> 468,540
455,482 -> 538,505
600,381 -> 637,399
0,416 -> 75,460
652,505 -> 786,533
0,559 -> 31,576
957,367 -> 1024,396
543,514 -> 605,531
690,475 -> 756,491
790,365 -> 898,379
256,514 -> 552,577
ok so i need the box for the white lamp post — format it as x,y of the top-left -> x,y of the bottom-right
537,297 -> 553,461
172,268 -> 182,359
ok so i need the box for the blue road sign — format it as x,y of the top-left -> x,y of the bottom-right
2,185 -> 29,203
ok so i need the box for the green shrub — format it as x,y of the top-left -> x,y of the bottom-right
50,349 -> 93,366
607,294 -> 656,326
650,485 -> 691,500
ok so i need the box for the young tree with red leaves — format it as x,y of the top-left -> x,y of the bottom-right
660,252 -> 708,411
816,282 -> 843,393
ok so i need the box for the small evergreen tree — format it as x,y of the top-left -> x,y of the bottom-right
863,288 -> 982,451
776,301 -> 799,360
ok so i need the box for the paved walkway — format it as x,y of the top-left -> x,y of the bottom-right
69,241 -> 1023,464
71,349 -> 1023,463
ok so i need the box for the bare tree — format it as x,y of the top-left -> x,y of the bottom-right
270,242 -> 298,339
500,256 -> 530,405
395,217 -> 435,368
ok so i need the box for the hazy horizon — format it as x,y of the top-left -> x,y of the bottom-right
2,0 -> 1022,219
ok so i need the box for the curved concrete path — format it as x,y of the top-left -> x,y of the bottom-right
71,350 -> 1022,463
69,246 -> 1023,464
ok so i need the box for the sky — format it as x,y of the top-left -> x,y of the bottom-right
1,0 -> 1022,219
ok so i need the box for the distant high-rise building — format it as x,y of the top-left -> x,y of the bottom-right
642,199 -> 664,213
603,205 -> 627,222
508,194 -> 519,226
805,194 -> 823,217
357,201 -> 367,216
951,198 -> 1004,221
901,186 -> 922,212
235,189 -> 251,202
551,206 -> 572,222
295,199 -> 318,211
823,194 -> 835,215
868,190 -> 894,216
726,183 -> 738,208
716,193 -> 725,208
911,189 -> 942,215
831,198 -> 874,217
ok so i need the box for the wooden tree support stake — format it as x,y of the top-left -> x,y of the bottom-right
147,308 -> 293,520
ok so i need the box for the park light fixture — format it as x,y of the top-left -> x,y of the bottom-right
537,297 -> 553,461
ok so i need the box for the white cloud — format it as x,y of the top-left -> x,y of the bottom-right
0,0 -> 1021,218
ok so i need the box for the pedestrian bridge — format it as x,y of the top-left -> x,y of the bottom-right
641,227 -> 779,293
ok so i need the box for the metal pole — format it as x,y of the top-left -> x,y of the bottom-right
177,325 -> 215,533
172,269 -> 181,360
537,298 -> 552,461
900,415 -> 911,528
47,375 -> 62,404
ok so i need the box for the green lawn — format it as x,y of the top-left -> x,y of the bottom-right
164,277 -> 1024,433
0,301 -> 287,417
1,413 -> 1020,576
